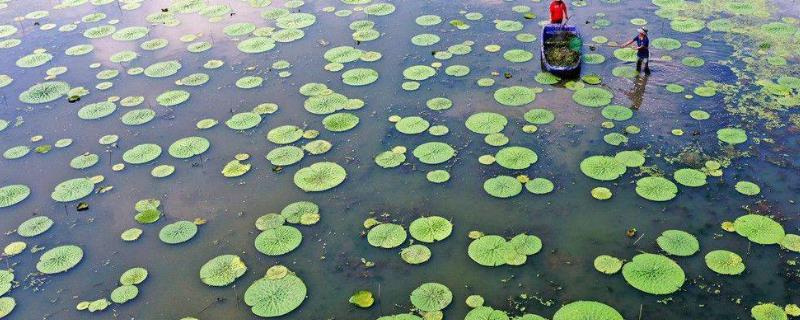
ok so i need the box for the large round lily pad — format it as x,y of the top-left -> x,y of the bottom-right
159,221 -> 198,244
410,282 -> 452,312
409,216 -> 452,243
0,184 -> 30,208
367,223 -> 407,249
580,156 -> 626,181
168,136 -> 210,159
199,254 -> 247,287
635,177 -> 678,201
51,178 -> 95,202
36,245 -> 84,274
494,86 -> 536,106
656,230 -> 699,256
293,162 -> 347,192
244,271 -> 307,317
733,214 -> 785,245
495,146 -> 538,170
622,253 -> 685,295
553,301 -> 623,320
255,225 -> 303,256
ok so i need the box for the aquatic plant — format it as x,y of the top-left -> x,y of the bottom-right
494,86 -> 536,106
704,250 -> 745,275
635,177 -> 678,201
244,268 -> 307,317
572,87 -> 613,107
495,146 -> 538,170
123,144 -> 162,164
401,245 -> 432,265
656,230 -> 699,256
733,214 -> 784,245
293,162 -> 346,192
483,176 -> 523,198
51,178 -> 94,202
0,184 -> 30,208
409,216 -> 452,243
526,178 -> 554,194
199,255 -> 247,287
323,113 -> 360,132
255,225 -> 302,256
622,253 -> 685,295
580,156 -> 626,181
168,137 -> 210,159
159,221 -> 198,244
18,81 -> 70,104
552,301 -> 623,320
226,112 -> 262,130
594,255 -> 623,274
410,282 -> 452,312
465,112 -> 507,134
36,245 -> 83,274
110,285 -> 139,304
120,267 -> 148,285
367,223 -> 407,248
266,146 -> 304,166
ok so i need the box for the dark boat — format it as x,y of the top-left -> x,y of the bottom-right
540,24 -> 582,77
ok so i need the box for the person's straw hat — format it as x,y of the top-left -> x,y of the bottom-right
637,27 -> 648,34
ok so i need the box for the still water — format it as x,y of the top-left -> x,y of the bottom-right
0,0 -> 799,319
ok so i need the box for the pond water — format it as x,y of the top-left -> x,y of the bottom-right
0,0 -> 799,319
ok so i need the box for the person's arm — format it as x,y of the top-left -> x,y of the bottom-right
620,39 -> 634,48
562,5 -> 569,24
637,39 -> 648,50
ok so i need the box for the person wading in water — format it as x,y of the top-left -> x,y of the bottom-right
620,27 -> 651,74
549,0 -> 569,24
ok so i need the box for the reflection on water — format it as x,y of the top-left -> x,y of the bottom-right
0,0 -> 798,319
626,73 -> 649,110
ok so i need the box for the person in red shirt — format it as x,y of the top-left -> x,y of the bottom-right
549,0 -> 569,24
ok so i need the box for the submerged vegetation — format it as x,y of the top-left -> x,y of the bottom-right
0,0 -> 797,319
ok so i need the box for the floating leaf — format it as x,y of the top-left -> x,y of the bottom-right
553,301 -> 623,320
656,230 -> 699,256
580,156 -> 626,181
733,214 -> 784,245
293,162 -> 347,192
622,253 -> 685,295
255,225 -> 302,256
401,245 -> 432,265
409,216 -> 452,243
110,285 -> 139,304
17,216 -> 53,237
495,147 -> 537,170
704,250 -> 745,275
594,255 -> 623,275
410,283 -> 452,312
200,255 -> 247,287
413,142 -> 455,164
635,177 -> 678,202
367,223 -> 407,249
51,178 -> 94,202
244,271 -> 307,317
465,112 -> 507,134
120,267 -> 148,285
36,245 -> 84,274
123,143 -> 162,164
494,86 -> 536,106
483,176 -> 522,198
159,221 -> 198,244
0,184 -> 30,208
168,137 -> 210,159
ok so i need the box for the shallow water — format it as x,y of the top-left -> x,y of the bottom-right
0,0 -> 799,319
